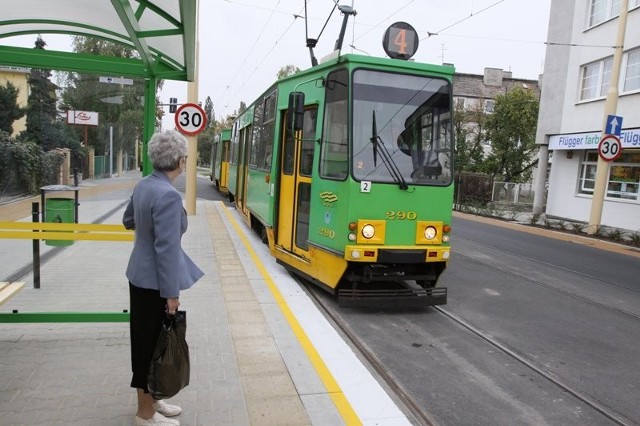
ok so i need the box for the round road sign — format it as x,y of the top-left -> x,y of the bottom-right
597,135 -> 622,162
175,103 -> 207,136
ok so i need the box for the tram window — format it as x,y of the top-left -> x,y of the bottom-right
320,69 -> 349,180
295,182 -> 311,250
300,108 -> 317,177
283,116 -> 295,175
230,122 -> 239,165
249,102 -> 264,168
261,92 -> 277,171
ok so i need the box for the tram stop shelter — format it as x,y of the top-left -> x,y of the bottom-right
0,0 -> 198,173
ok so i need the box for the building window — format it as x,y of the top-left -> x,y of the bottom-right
484,99 -> 495,113
579,57 -> 612,100
578,150 -> 640,201
623,49 -> 640,93
589,0 -> 620,27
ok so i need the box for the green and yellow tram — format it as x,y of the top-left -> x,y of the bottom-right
210,128 -> 232,196
223,24 -> 454,306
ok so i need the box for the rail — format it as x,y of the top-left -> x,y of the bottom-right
0,203 -> 134,323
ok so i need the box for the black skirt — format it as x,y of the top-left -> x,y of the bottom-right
129,282 -> 166,390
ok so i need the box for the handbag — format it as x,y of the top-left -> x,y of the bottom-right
147,310 -> 190,399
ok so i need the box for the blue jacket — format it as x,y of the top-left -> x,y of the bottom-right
123,170 -> 204,298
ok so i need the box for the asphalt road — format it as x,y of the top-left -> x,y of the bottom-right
313,215 -> 640,426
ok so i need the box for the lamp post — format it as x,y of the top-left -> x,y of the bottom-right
587,0 -> 629,235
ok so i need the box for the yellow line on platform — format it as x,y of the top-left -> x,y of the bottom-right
220,204 -> 362,426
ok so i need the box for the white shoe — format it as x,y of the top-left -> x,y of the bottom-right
153,399 -> 182,417
134,412 -> 180,425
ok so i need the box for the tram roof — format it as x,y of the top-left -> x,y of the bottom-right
0,0 -> 197,81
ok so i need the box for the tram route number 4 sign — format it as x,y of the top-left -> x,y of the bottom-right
175,103 -> 207,136
598,134 -> 622,162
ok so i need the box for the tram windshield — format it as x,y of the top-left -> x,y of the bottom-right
352,70 -> 453,186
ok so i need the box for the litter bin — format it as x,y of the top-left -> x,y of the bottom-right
45,198 -> 75,246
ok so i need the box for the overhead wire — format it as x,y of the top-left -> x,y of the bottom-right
433,33 -> 616,49
221,0 -> 283,110
351,0 -> 415,44
419,0 -> 504,40
227,2 -> 309,106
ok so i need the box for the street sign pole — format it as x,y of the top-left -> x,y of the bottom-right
587,0 -> 628,235
185,2 -> 200,216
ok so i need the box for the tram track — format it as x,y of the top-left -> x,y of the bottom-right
303,266 -> 638,425
301,279 -> 440,426
435,305 -> 635,426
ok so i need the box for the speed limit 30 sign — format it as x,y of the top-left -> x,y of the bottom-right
175,103 -> 207,136
598,135 -> 622,162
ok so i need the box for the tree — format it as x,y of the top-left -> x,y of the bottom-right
0,82 -> 25,134
203,96 -> 215,129
482,87 -> 539,183
453,99 -> 488,174
22,36 -> 58,149
277,65 -> 301,80
61,36 -> 150,162
197,126 -> 216,166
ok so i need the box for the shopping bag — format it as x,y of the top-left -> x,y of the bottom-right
147,310 -> 190,399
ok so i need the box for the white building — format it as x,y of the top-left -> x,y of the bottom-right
534,0 -> 640,232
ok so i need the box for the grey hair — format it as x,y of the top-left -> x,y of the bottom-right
148,130 -> 188,171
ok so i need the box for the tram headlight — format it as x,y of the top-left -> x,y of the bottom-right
361,224 -> 375,239
348,233 -> 356,241
424,226 -> 437,240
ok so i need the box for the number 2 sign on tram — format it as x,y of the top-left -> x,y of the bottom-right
598,134 -> 622,162
175,103 -> 207,136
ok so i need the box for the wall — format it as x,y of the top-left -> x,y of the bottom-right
536,0 -> 640,232
0,66 -> 29,137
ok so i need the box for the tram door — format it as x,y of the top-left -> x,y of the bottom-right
277,108 -> 317,256
236,126 -> 251,215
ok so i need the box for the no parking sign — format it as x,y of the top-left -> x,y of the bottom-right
174,103 -> 207,136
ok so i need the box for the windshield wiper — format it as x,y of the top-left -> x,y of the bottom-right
370,110 -> 408,190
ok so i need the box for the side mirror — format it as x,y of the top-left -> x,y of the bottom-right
287,92 -> 305,132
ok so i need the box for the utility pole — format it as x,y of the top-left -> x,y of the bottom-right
587,0 -> 628,235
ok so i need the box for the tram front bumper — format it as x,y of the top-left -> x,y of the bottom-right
344,246 -> 451,262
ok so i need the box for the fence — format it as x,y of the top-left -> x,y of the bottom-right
93,152 -> 136,179
454,173 -> 545,212
491,182 -> 536,206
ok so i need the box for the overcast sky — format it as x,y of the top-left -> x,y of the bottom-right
172,0 -> 552,126
5,0 -> 552,129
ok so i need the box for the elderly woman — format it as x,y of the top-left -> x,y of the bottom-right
123,129 -> 204,426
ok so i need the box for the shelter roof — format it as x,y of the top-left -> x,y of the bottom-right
0,0 -> 197,81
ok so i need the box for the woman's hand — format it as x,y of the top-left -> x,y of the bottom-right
166,297 -> 180,315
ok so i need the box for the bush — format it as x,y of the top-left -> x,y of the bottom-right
529,213 -> 541,226
0,131 -> 63,195
605,228 -> 624,242
570,222 -> 586,234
